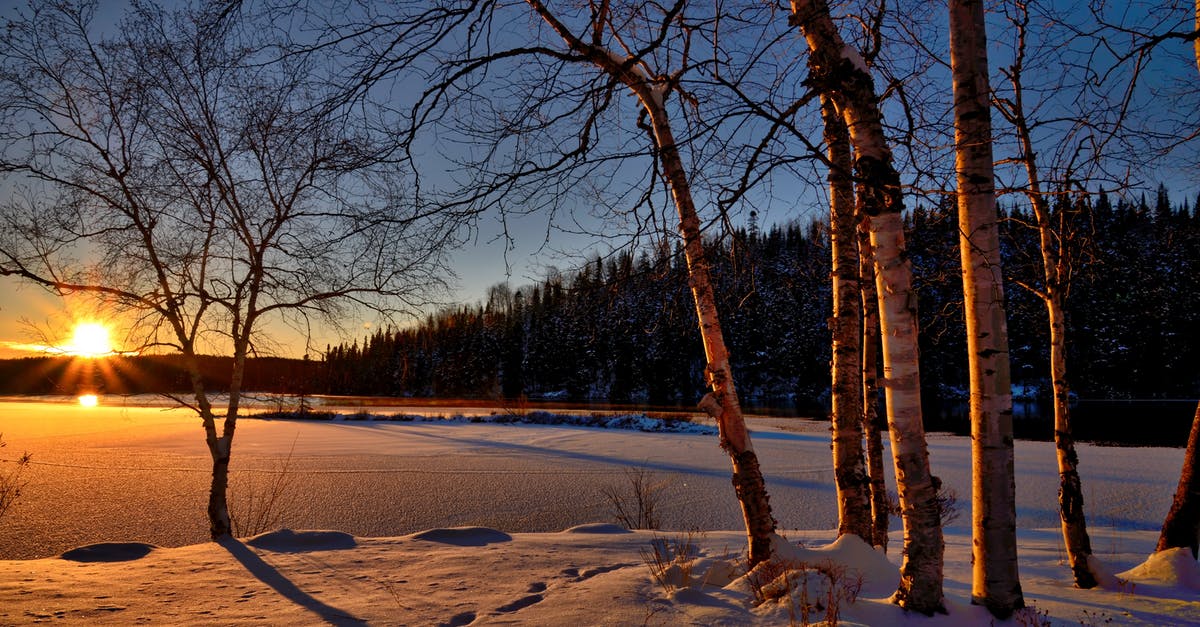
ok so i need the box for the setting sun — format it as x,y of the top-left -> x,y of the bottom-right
78,394 -> 99,407
64,322 -> 113,357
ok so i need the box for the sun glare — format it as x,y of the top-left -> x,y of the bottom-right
78,394 -> 99,407
65,322 -> 113,357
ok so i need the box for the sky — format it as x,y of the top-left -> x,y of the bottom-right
0,0 -> 1195,360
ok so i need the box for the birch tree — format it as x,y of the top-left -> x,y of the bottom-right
948,0 -> 1023,616
521,0 -> 776,564
790,0 -> 945,614
0,1 -> 456,538
822,96 -> 873,543
990,2 -> 1103,589
858,216 -> 889,552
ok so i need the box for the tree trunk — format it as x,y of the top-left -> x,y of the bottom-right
1049,290 -> 1097,586
658,102 -> 775,567
859,215 -> 889,553
526,0 -> 775,566
185,351 -> 232,539
1000,11 -> 1099,587
791,0 -> 945,613
949,0 -> 1023,616
208,438 -> 233,539
1157,401 -> 1200,558
823,95 -> 873,542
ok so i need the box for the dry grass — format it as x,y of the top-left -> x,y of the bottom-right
639,531 -> 702,593
601,466 -> 666,530
229,436 -> 303,537
743,557 -> 864,626
0,434 -> 31,522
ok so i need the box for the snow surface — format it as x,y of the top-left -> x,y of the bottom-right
0,400 -> 1197,625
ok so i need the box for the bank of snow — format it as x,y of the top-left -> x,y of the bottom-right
1,403 -> 1197,624
2,524 -> 1197,626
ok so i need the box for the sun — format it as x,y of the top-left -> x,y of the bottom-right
64,322 -> 113,357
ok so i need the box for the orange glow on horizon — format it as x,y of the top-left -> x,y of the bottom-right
78,394 -> 99,407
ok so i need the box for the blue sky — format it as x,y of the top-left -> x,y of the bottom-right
0,0 -> 1194,359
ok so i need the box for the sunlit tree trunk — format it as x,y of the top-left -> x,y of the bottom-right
823,96 -> 873,542
790,1 -> 944,612
949,0 -> 1023,616
1158,402 -> 1200,558
527,0 -> 775,565
858,215 -> 889,552
997,5 -> 1099,589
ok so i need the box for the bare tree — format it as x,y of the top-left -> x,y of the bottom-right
990,1 -> 1103,590
789,0 -> 945,614
0,1 -> 456,538
522,0 -> 776,565
948,0 -> 1023,616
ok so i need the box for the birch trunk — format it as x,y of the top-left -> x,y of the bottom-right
949,0 -> 1023,615
184,350 -> 232,539
790,0 -> 944,612
1000,11 -> 1099,587
823,95 -> 872,542
527,0 -> 775,565
859,215 -> 889,552
1049,288 -> 1097,586
1157,401 -> 1200,558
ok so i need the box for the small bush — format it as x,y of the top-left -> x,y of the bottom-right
743,558 -> 863,626
602,466 -> 666,530
0,434 -> 31,522
1013,605 -> 1052,626
640,531 -> 701,593
885,477 -> 960,527
230,437 -> 303,537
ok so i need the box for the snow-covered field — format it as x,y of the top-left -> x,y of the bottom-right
0,399 -> 1196,625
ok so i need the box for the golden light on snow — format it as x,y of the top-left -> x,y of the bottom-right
63,322 -> 113,357
78,394 -> 99,407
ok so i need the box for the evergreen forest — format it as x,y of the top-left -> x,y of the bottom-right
321,190 -> 1200,415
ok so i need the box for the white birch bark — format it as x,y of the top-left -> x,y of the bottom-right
789,1 -> 944,612
949,0 -> 1023,615
823,95 -> 872,542
858,215 -> 889,552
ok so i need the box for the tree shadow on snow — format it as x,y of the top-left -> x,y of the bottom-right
321,421 -> 832,492
219,537 -> 365,626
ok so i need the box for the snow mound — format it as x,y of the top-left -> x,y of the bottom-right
1117,548 -> 1200,592
60,542 -> 158,563
409,527 -> 513,546
563,523 -> 633,534
244,529 -> 357,552
770,533 -> 899,598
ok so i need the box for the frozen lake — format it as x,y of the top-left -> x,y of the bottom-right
0,397 -> 1185,560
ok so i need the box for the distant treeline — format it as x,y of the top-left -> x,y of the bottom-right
321,188 -> 1200,412
6,190 -> 1198,414
0,354 -> 312,396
